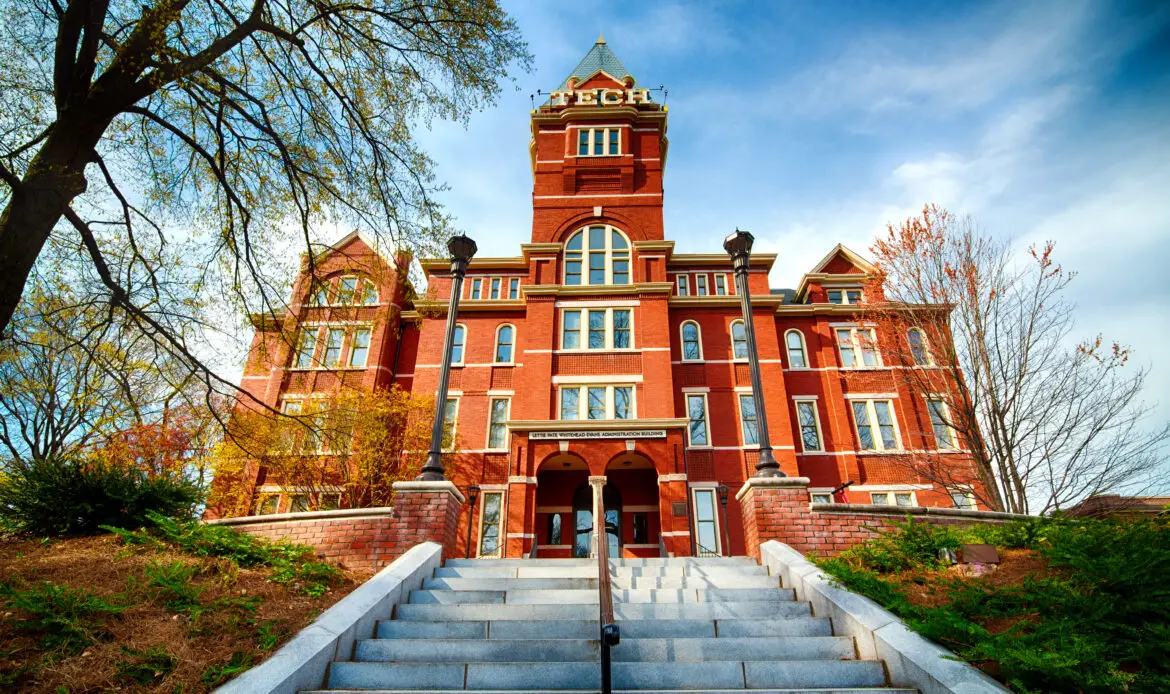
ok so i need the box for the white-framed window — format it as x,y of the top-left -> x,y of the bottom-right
794,399 -> 823,452
494,324 -> 515,364
487,397 -> 510,449
871,491 -> 915,506
692,488 -> 722,557
255,493 -> 280,515
836,327 -> 880,368
851,399 -> 900,451
785,329 -> 808,368
442,397 -> 459,450
294,329 -> 318,368
577,127 -> 620,156
564,226 -> 630,285
450,324 -> 466,365
336,276 -> 358,305
477,491 -> 505,557
359,279 -> 378,305
730,320 -> 748,360
558,385 -> 635,420
686,393 -> 710,446
349,327 -> 371,367
951,490 -> 976,510
696,275 -> 708,296
509,278 -> 520,299
490,278 -> 501,300
470,278 -> 482,300
323,328 -> 345,368
681,321 -> 703,361
908,328 -> 931,366
828,288 -> 863,305
715,274 -> 728,296
676,275 -> 689,296
560,308 -> 634,350
927,399 -> 956,449
738,393 -> 760,445
308,280 -> 330,306
810,492 -> 833,505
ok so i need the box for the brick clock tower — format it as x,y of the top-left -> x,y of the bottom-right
219,38 -> 990,565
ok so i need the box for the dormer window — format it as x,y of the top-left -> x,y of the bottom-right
828,289 -> 863,305
577,127 -> 620,156
563,225 -> 630,285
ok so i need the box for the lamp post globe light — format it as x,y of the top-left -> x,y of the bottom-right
723,229 -> 785,478
415,234 -> 478,482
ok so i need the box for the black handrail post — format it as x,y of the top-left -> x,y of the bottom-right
597,495 -> 619,694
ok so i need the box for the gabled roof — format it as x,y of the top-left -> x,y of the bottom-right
311,230 -> 402,271
806,243 -> 877,275
557,35 -> 642,89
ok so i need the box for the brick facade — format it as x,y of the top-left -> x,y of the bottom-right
212,38 -> 992,562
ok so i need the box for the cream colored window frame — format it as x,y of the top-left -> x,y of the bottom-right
486,397 -> 511,450
691,486 -> 722,557
577,127 -> 621,157
494,323 -> 516,364
685,393 -> 710,447
785,329 -> 808,368
730,320 -> 749,361
680,320 -> 703,361
562,226 -> 631,286
793,398 -> 823,452
476,491 -> 506,558
450,324 -> 467,365
557,385 -> 636,421
850,399 -> 902,451
559,307 -> 635,351
836,326 -> 881,368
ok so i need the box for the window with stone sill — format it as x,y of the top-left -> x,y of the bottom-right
827,289 -> 863,305
563,226 -> 630,286
836,327 -> 880,368
560,308 -> 633,350
871,491 -> 914,506
559,385 -> 634,421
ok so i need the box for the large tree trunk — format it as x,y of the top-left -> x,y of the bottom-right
0,126 -> 104,337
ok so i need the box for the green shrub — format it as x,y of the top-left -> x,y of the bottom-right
816,515 -> 1170,693
200,652 -> 253,687
0,581 -> 128,654
114,645 -> 178,685
0,457 -> 201,536
108,511 -> 342,596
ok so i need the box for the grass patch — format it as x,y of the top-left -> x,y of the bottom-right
815,516 -> 1170,693
1,527 -> 361,691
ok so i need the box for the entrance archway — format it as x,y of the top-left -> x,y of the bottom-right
569,483 -> 621,558
534,453 -> 588,559
605,453 -> 660,557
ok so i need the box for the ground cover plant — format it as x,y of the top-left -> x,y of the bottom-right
0,515 -> 361,692
815,516 -> 1170,693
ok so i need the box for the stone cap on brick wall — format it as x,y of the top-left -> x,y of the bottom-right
735,476 -> 812,501
391,479 -> 466,503
204,507 -> 395,526
812,503 -> 1029,522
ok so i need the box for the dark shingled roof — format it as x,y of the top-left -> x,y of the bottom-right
558,36 -> 645,90
770,288 -> 798,304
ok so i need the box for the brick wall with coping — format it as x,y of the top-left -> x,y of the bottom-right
738,477 -> 1027,559
205,482 -> 464,573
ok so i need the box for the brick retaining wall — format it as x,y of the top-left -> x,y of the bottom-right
738,477 -> 1028,558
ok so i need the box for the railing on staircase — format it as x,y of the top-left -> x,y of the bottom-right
597,498 -> 620,694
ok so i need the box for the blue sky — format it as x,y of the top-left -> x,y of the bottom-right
414,0 -> 1170,428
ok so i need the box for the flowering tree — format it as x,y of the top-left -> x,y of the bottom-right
207,385 -> 447,516
864,205 -> 1169,514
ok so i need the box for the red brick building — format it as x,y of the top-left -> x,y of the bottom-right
220,39 -> 986,559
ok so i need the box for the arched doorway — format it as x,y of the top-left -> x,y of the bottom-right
534,453 -> 588,559
605,453 -> 660,558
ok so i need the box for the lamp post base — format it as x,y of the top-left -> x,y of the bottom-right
753,448 -> 787,478
414,452 -> 447,482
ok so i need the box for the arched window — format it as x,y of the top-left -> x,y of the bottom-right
785,329 -> 807,368
730,320 -> 748,360
495,324 -> 514,363
563,225 -> 630,286
908,328 -> 930,365
450,324 -> 466,365
681,321 -> 702,361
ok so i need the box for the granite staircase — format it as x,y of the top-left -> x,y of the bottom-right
306,556 -> 914,693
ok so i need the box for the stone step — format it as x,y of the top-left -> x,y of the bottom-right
441,557 -> 759,569
408,588 -> 797,605
424,575 -> 783,590
394,601 -> 813,622
353,636 -> 855,664
310,689 -> 917,693
326,660 -> 888,690
376,617 -> 834,640
432,565 -> 768,579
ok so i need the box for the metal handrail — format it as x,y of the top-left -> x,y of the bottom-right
597,499 -> 620,694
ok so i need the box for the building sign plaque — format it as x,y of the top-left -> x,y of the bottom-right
549,88 -> 652,108
529,429 -> 667,441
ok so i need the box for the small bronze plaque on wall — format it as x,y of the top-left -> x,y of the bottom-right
672,502 -> 687,517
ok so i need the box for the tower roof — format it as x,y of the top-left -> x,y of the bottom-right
558,36 -> 642,88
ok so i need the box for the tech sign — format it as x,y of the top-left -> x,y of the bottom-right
548,88 -> 652,107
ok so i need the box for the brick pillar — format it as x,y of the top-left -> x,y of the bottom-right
389,481 -> 465,559
735,477 -> 811,558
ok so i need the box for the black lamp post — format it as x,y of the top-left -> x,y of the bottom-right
724,229 -> 785,478
465,484 -> 481,558
716,484 -> 730,556
416,234 -> 478,481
